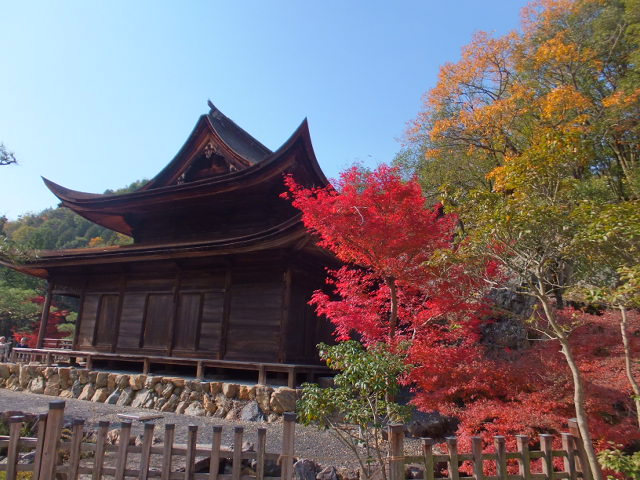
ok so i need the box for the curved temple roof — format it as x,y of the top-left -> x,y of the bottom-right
42,101 -> 328,238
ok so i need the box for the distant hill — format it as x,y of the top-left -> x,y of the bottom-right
2,179 -> 147,250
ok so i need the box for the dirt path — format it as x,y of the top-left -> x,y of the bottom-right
0,388 -> 365,468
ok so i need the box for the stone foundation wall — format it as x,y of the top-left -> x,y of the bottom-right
0,363 -> 298,422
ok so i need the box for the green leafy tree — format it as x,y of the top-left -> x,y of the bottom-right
0,143 -> 16,166
298,341 -> 411,480
401,1 -> 640,477
0,282 -> 41,338
598,447 -> 640,480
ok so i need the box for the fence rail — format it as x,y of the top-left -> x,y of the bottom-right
0,401 -> 592,480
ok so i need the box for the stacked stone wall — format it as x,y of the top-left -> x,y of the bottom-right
0,363 -> 298,421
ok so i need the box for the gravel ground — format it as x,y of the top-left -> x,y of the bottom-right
0,388 -> 417,471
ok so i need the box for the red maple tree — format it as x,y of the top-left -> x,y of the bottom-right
283,165 -> 490,347
285,165 -> 639,474
12,296 -> 68,347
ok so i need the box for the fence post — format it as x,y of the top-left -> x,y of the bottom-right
539,434 -> 554,480
471,437 -> 483,480
281,412 -> 296,480
516,435 -> 531,480
68,418 -> 85,480
209,425 -> 222,480
568,419 -> 594,480
161,424 -> 176,480
186,425 -> 198,480
561,433 -> 578,480
7,415 -> 24,480
494,436 -> 507,480
446,437 -> 460,480
115,422 -> 132,480
232,427 -> 244,480
38,400 -> 65,480
421,438 -> 435,480
32,413 -> 48,480
388,424 -> 405,480
257,428 -> 267,480
139,422 -> 155,480
92,420 -> 110,480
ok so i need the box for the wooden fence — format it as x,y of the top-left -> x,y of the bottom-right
0,400 -> 295,480
386,422 -> 594,480
0,401 -> 593,480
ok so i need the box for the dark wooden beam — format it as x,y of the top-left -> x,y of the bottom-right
278,265 -> 293,363
111,274 -> 126,353
168,267 -> 183,357
72,278 -> 88,350
218,265 -> 233,360
36,282 -> 54,349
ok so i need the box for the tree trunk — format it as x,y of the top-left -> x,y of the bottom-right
385,276 -> 398,406
539,297 -> 603,480
386,277 -> 398,343
618,304 -> 640,428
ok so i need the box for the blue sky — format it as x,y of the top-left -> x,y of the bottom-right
0,1 -> 529,219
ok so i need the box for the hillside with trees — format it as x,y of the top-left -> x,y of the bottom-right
0,179 -> 144,340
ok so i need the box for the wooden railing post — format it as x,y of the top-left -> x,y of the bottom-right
421,438 -> 435,480
446,437 -> 460,480
68,418 -> 85,480
257,428 -> 267,480
568,418 -> 594,480
281,412 -> 296,480
494,436 -> 507,480
186,425 -> 198,480
232,427 -> 244,480
516,435 -> 531,480
561,433 -> 578,480
92,420 -> 110,480
388,424 -> 405,480
7,415 -> 24,480
471,437 -> 484,480
208,425 -> 222,480
161,424 -> 176,480
38,400 -> 65,480
32,413 -> 48,480
115,422 -> 132,480
139,422 -> 155,480
539,434 -> 554,480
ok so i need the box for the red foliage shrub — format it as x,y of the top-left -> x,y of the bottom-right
12,295 -> 68,347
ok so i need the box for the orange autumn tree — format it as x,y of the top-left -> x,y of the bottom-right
399,1 -> 640,478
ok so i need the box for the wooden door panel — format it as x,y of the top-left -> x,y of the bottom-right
143,294 -> 173,350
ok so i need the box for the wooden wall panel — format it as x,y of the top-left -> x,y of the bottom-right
95,294 -> 119,347
225,283 -> 283,361
126,276 -> 174,293
198,292 -> 224,354
143,294 -> 173,350
77,295 -> 99,347
174,293 -> 201,350
180,271 -> 225,290
86,276 -> 120,293
117,293 -> 146,349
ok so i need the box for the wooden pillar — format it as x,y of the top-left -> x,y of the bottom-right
388,424 -> 405,480
38,401 -> 65,480
280,412 -> 296,480
279,265 -> 292,363
168,266 -> 182,357
568,418 -> 594,480
36,282 -> 54,349
219,265 -> 233,359
111,273 -> 126,353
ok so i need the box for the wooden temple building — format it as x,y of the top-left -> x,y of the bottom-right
6,102 -> 334,385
